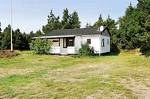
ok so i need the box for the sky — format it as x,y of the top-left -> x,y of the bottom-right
0,0 -> 138,33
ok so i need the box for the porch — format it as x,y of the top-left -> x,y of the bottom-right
49,36 -> 76,54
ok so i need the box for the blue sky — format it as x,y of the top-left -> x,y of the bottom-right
0,0 -> 138,33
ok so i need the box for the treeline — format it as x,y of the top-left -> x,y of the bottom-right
42,8 -> 80,33
0,0 -> 150,55
118,0 -> 150,54
0,8 -> 80,50
0,24 -> 45,50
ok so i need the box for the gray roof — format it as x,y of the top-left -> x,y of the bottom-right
44,27 -> 110,37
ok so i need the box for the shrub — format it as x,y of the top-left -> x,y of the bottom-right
140,44 -> 150,56
30,38 -> 52,54
79,43 -> 94,56
140,32 -> 150,56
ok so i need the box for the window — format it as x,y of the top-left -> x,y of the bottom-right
63,37 -> 74,48
67,37 -> 74,47
107,39 -> 109,45
52,40 -> 59,42
50,39 -> 60,47
101,39 -> 105,47
87,39 -> 91,44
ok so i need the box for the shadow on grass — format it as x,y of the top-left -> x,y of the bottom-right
100,51 -> 120,56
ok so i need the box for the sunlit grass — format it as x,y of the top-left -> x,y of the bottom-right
0,50 -> 150,98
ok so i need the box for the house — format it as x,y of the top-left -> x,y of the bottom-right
35,26 -> 111,55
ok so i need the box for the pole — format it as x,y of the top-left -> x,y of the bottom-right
11,0 -> 13,51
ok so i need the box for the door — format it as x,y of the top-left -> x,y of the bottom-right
60,38 -> 67,54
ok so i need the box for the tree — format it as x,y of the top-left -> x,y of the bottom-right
70,11 -> 80,28
118,4 -> 142,49
86,23 -> 93,28
42,10 -> 62,33
29,31 -> 34,37
0,25 -> 32,50
21,33 -> 30,50
35,30 -> 42,37
0,22 -> 1,33
0,22 -> 2,49
137,0 -> 150,14
93,14 -> 103,27
1,25 -> 12,49
118,0 -> 150,51
139,14 -> 150,55
103,15 -> 119,53
62,8 -> 72,29
13,29 -> 23,50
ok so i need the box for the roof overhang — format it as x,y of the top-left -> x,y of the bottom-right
33,35 -> 75,39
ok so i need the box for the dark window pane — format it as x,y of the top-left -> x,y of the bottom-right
67,37 -> 74,47
53,40 -> 59,42
87,39 -> 91,44
101,39 -> 105,47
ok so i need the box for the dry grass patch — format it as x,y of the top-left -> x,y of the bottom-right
0,50 -> 150,98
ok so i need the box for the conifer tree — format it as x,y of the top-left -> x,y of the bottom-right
70,11 -> 80,28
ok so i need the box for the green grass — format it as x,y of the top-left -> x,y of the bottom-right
0,51 -> 150,99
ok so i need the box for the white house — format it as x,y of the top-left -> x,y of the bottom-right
35,26 -> 111,55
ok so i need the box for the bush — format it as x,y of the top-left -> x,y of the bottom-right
30,38 -> 52,54
79,43 -> 94,56
140,44 -> 150,56
140,32 -> 150,56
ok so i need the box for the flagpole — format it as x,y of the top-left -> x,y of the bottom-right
11,0 -> 13,51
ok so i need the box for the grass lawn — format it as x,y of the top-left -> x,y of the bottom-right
0,51 -> 150,99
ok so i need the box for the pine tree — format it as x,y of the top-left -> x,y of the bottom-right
13,29 -> 23,50
137,0 -> 150,55
62,8 -> 72,29
93,14 -> 103,27
1,25 -> 12,49
119,4 -> 142,49
119,0 -> 150,50
70,11 -> 80,28
22,33 -> 30,50
86,23 -> 92,28
42,10 -> 62,33
35,30 -> 42,37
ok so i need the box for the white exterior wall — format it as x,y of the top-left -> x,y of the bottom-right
81,35 -> 101,54
67,47 -> 75,54
50,47 -> 61,54
75,36 -> 82,53
49,39 -> 60,54
100,35 -> 110,53
49,35 -> 110,54
74,35 -> 110,54
49,38 -> 76,54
